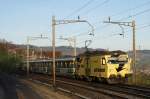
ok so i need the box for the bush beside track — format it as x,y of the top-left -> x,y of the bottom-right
0,43 -> 22,74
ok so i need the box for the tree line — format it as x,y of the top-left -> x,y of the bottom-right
0,42 -> 22,74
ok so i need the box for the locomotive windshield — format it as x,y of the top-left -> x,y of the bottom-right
108,55 -> 128,64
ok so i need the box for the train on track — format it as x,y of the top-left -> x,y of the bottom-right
21,50 -> 132,84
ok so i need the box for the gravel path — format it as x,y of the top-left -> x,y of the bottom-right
0,73 -> 71,99
17,78 -> 71,99
0,73 -> 18,99
0,85 -> 5,99
16,80 -> 43,99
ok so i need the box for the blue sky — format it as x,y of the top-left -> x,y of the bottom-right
0,0 -> 150,51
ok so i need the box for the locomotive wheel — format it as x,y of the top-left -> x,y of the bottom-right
76,75 -> 83,80
120,77 -> 128,84
107,78 -> 118,84
72,75 -> 76,79
86,77 -> 92,82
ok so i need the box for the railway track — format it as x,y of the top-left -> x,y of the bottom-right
56,79 -> 127,99
60,78 -> 150,99
28,74 -> 150,99
120,84 -> 150,92
115,84 -> 150,98
29,74 -> 126,99
92,83 -> 150,99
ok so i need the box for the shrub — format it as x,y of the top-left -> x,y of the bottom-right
0,43 -> 22,74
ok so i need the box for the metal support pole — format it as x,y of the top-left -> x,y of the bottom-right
27,37 -> 29,77
74,37 -> 76,57
52,16 -> 56,87
59,37 -> 77,57
132,20 -> 136,84
51,16 -> 94,87
26,35 -> 48,76
40,47 -> 43,59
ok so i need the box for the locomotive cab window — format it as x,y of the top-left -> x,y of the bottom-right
102,58 -> 106,65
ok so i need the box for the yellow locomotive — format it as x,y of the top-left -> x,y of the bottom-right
21,50 -> 132,84
75,50 -> 132,84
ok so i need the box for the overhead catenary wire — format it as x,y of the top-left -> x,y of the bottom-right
92,7 -> 150,34
62,0 -> 110,37
73,1 -> 150,37
111,1 -> 150,18
119,8 -> 150,21
94,23 -> 150,41
74,23 -> 150,47
59,1 -> 150,49
81,0 -> 110,15
71,16 -> 150,38
64,0 -> 94,19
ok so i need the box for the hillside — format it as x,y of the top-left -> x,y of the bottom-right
1,40 -> 149,70
18,44 -> 150,61
136,50 -> 150,70
128,50 -> 150,67
17,45 -> 105,56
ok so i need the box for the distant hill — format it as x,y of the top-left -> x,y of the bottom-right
136,50 -> 150,67
2,41 -> 150,70
17,45 -> 106,56
17,45 -> 150,66
1,38 -> 149,73
128,50 -> 150,73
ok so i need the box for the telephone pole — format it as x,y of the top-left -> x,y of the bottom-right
104,18 -> 136,83
51,16 -> 94,87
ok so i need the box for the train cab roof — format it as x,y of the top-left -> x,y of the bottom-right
78,50 -> 127,57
